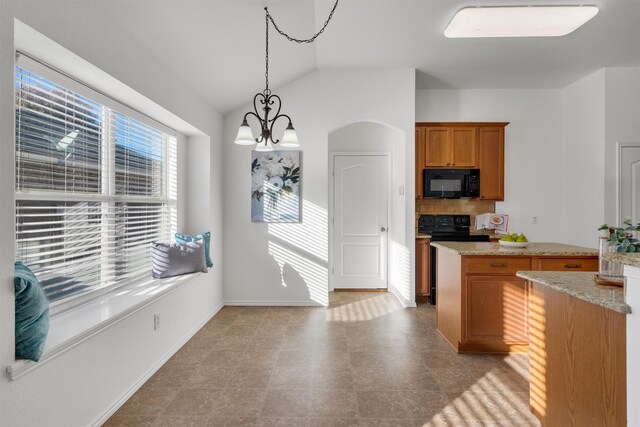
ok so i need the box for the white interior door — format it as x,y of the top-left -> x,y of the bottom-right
620,144 -> 640,225
333,155 -> 388,289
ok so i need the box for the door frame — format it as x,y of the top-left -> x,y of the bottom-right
616,142 -> 640,226
328,152 -> 392,291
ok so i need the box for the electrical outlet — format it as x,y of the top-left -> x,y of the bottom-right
399,185 -> 405,196
153,313 -> 160,331
532,216 -> 538,225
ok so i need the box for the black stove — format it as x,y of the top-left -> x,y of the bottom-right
418,214 -> 490,305
418,214 -> 472,236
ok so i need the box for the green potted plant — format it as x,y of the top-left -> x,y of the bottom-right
597,217 -> 640,280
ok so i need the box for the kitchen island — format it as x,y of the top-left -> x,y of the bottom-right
517,271 -> 628,427
431,241 -> 598,353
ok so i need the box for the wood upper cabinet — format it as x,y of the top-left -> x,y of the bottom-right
415,239 -> 430,301
479,126 -> 505,201
415,127 -> 426,199
423,126 -> 477,168
424,127 -> 451,167
415,123 -> 507,200
450,127 -> 477,167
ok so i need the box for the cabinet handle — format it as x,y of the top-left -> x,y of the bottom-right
491,263 -> 507,268
564,264 -> 582,269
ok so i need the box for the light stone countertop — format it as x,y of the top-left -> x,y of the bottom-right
430,241 -> 598,256
604,252 -> 640,268
516,271 -> 630,314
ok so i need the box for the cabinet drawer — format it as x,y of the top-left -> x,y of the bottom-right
465,257 -> 531,275
538,258 -> 598,272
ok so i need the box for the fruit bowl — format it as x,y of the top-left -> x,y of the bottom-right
499,240 -> 529,248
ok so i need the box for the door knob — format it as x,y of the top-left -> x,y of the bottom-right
381,227 -> 387,232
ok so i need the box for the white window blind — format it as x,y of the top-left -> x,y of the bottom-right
15,64 -> 177,308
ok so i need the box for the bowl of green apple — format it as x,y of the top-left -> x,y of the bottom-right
499,233 -> 529,248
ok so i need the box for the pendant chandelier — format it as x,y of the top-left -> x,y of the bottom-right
234,1 -> 340,151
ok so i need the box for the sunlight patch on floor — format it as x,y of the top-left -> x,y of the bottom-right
326,293 -> 402,322
426,366 -> 538,426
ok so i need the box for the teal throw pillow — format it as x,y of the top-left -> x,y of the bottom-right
175,231 -> 212,268
14,261 -> 49,362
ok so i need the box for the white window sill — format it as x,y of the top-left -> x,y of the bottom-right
7,272 -> 205,381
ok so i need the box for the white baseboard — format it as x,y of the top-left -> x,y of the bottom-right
92,301 -> 224,427
389,286 -> 417,308
224,300 -> 324,306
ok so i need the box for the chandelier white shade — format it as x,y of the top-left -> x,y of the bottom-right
254,137 -> 274,152
234,120 -> 256,145
280,123 -> 300,148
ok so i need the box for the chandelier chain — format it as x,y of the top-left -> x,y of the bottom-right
265,10 -> 270,92
264,0 -> 340,91
265,0 -> 340,44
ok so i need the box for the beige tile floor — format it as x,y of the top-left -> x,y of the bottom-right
105,292 -> 539,427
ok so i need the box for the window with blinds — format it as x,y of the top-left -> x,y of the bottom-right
15,64 -> 177,307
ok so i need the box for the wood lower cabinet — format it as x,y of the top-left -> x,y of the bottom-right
528,282 -> 626,427
465,256 -> 531,275
463,275 -> 528,353
436,252 -> 598,353
415,127 -> 426,200
415,239 -> 430,301
536,257 -> 599,271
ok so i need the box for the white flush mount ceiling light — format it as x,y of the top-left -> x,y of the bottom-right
444,5 -> 599,38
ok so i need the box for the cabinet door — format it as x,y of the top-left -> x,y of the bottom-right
415,127 -> 426,199
415,239 -> 430,299
451,127 -> 478,167
464,275 -> 528,344
425,127 -> 451,167
479,127 -> 505,200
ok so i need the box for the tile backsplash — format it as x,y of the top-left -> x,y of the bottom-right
415,199 -> 496,230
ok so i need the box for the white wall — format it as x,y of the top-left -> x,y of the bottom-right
416,89 -> 565,242
327,122 -> 407,301
0,2 -> 224,426
559,67 -> 640,247
604,68 -> 640,226
561,70 -> 606,248
223,69 -> 416,306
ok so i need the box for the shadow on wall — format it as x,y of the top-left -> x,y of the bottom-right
267,199 -> 329,306
259,120 -> 410,307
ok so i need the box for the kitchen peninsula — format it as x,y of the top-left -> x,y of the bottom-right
517,270 -> 628,427
431,241 -> 598,353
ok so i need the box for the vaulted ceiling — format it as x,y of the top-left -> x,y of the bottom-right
81,0 -> 640,113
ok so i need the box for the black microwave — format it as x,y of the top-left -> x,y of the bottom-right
423,168 -> 480,198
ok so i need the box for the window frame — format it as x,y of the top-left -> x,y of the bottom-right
15,53 -> 178,315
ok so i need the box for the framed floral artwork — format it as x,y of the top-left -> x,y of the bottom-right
251,151 -> 301,223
